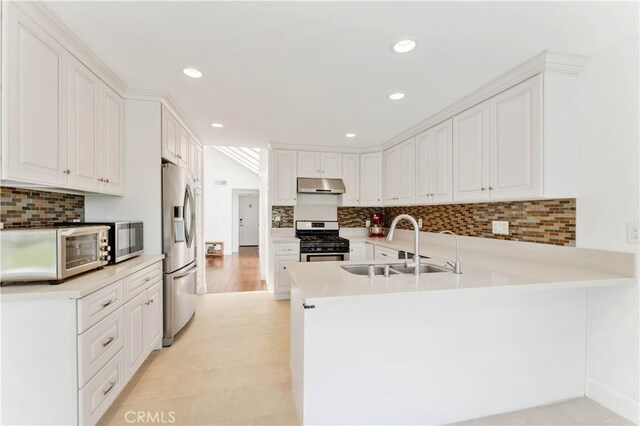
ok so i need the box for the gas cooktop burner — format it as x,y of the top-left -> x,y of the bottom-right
295,220 -> 350,254
298,235 -> 349,243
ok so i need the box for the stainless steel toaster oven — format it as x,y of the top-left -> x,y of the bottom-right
0,226 -> 110,284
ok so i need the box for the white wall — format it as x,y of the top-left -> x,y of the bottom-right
203,147 -> 259,255
576,37 -> 639,422
85,99 -> 163,254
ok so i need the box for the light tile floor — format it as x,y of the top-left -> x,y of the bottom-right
99,291 -> 632,426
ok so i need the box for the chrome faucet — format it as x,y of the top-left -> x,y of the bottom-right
387,214 -> 421,276
439,230 -> 462,274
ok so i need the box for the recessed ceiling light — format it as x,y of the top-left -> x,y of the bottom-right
183,68 -> 202,78
393,39 -> 416,53
389,92 -> 405,100
211,122 -> 224,128
345,133 -> 356,138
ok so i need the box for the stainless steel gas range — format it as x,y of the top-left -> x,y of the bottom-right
296,220 -> 350,262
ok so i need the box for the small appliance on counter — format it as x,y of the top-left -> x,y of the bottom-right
369,213 -> 385,237
0,226 -> 110,284
56,221 -> 143,264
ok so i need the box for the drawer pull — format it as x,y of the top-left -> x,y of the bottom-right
144,299 -> 154,306
145,277 -> 152,282
101,298 -> 117,308
102,336 -> 115,347
102,381 -> 116,396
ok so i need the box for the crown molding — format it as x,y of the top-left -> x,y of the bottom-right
268,142 -> 382,154
25,2 -> 128,96
381,50 -> 588,151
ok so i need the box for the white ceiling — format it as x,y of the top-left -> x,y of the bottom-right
46,1 -> 638,148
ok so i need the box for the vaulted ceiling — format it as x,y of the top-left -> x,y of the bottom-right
46,1 -> 638,148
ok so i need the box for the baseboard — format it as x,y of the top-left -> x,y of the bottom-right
587,377 -> 639,423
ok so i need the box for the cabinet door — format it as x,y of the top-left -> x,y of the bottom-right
365,243 -> 375,261
100,84 -> 124,195
453,101 -> 490,202
188,138 -> 197,177
275,255 -> 298,300
415,129 -> 432,204
383,147 -> 400,204
297,151 -> 320,178
320,152 -> 342,178
162,107 -> 179,164
360,152 -> 382,206
272,150 -> 297,205
396,138 -> 415,204
430,120 -> 453,204
195,145 -> 203,188
341,154 -> 360,206
489,75 -> 542,200
178,127 -> 190,169
143,282 -> 163,353
349,243 -> 366,261
124,291 -> 146,382
5,6 -> 68,186
67,56 -> 101,192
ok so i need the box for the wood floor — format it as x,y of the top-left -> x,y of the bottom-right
206,246 -> 267,293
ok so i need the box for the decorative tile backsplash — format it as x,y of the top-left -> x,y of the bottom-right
278,199 -> 576,246
0,186 -> 85,228
337,207 -> 384,228
271,206 -> 294,228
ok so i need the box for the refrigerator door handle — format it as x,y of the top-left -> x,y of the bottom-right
173,265 -> 197,280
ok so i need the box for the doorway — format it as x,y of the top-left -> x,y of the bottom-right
239,194 -> 259,246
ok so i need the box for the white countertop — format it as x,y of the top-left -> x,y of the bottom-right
0,254 -> 165,302
287,237 -> 636,303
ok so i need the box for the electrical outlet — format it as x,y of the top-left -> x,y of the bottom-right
365,220 -> 371,228
492,220 -> 509,235
0,222 -> 3,230
418,218 -> 423,228
628,223 -> 639,244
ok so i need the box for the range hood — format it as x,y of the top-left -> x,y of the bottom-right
297,177 -> 346,194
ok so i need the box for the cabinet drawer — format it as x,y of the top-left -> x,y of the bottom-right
374,246 -> 399,260
78,281 -> 124,334
79,349 -> 125,426
275,243 -> 299,255
124,262 -> 162,302
78,308 -> 124,388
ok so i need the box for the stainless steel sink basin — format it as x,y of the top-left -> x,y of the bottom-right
388,263 -> 449,274
340,265 -> 398,276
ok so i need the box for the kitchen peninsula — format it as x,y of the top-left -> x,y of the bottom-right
287,235 -> 636,425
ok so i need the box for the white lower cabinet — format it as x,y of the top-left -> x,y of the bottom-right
349,242 -> 366,261
374,246 -> 400,262
0,258 -> 164,426
272,242 -> 300,300
365,243 -> 375,261
124,280 -> 162,381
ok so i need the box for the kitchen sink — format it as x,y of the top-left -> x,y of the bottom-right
340,265 -> 398,276
388,263 -> 449,274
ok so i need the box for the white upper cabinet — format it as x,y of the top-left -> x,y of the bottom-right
177,127 -> 189,169
319,152 -> 343,178
453,101 -> 490,202
161,107 -> 179,164
341,154 -> 360,206
68,56 -> 101,192
272,150 -> 298,205
489,75 -> 542,200
100,84 -> 125,195
4,5 -> 68,186
384,138 -> 414,205
360,152 -> 383,206
297,151 -> 342,178
416,119 -> 453,204
453,76 -> 542,202
297,151 -> 320,178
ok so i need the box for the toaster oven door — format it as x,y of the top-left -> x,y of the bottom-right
59,228 -> 104,279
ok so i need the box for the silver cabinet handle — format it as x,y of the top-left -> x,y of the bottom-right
101,298 -> 117,308
488,186 -> 494,190
145,299 -> 154,305
102,381 -> 116,396
102,336 -> 115,347
145,277 -> 151,282
98,178 -> 103,182
63,169 -> 70,174
481,187 -> 486,191
283,266 -> 287,270
104,178 -> 110,183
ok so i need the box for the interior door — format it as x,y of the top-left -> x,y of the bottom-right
239,195 -> 259,246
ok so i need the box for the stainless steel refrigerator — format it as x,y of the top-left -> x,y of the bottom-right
162,162 -> 197,346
